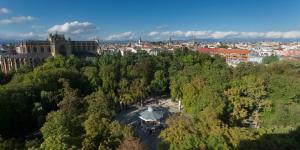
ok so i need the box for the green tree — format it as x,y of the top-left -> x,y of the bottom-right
218,43 -> 229,49
225,75 -> 271,127
182,75 -> 224,115
99,64 -> 119,93
85,90 -> 115,118
263,55 -> 279,64
118,79 -> 134,105
41,110 -> 83,150
82,66 -> 101,90
130,79 -> 148,106
160,107 -> 256,150
262,75 -> 300,127
150,70 -> 168,96
133,58 -> 155,84
82,114 -> 111,150
117,137 -> 148,150
234,62 -> 265,79
41,80 -> 84,149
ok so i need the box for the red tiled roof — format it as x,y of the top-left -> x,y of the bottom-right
198,48 -> 250,55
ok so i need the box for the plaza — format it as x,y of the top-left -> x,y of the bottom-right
115,98 -> 181,150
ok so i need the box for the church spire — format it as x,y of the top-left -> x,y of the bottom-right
169,36 -> 172,46
138,36 -> 142,45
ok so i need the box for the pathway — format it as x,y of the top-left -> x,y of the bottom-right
115,98 -> 180,150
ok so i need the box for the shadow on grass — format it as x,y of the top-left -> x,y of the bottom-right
238,127 -> 300,150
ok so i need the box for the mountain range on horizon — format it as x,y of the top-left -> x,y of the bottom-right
1,38 -> 299,45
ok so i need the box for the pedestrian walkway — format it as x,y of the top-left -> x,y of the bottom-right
115,97 -> 180,150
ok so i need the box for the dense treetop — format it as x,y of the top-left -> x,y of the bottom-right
0,49 -> 299,150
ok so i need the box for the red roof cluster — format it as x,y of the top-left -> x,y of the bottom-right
198,48 -> 250,55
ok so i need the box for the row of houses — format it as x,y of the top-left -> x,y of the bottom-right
198,47 -> 300,65
198,48 -> 250,64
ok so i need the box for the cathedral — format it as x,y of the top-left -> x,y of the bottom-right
0,33 -> 99,74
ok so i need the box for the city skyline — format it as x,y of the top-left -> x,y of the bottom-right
0,0 -> 300,41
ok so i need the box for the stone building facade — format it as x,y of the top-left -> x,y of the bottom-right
0,34 -> 99,74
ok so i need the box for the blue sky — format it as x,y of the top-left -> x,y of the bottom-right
0,0 -> 300,40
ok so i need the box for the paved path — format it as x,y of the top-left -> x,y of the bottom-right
115,98 -> 180,150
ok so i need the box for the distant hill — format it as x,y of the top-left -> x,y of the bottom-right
0,38 -> 299,45
104,38 -> 300,44
0,39 -> 19,44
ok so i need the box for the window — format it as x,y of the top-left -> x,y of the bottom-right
41,47 -> 44,53
47,46 -> 51,53
33,47 -> 37,53
27,47 -> 31,53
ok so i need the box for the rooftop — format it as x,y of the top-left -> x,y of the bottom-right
198,48 -> 250,55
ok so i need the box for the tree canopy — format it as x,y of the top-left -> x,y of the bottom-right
0,50 -> 299,150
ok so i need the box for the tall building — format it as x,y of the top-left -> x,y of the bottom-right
0,33 -> 99,74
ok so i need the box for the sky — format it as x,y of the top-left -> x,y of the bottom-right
0,0 -> 300,41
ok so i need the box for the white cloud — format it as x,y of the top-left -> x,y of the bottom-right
0,8 -> 10,14
160,31 -> 171,36
106,32 -> 135,41
185,31 -> 208,37
0,21 -> 100,40
147,30 -> 300,39
281,31 -> 300,38
0,16 -> 34,24
48,21 -> 98,39
149,30 -> 209,38
148,31 -> 160,36
210,31 -> 237,39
